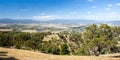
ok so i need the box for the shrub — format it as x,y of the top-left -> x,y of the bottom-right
60,44 -> 69,55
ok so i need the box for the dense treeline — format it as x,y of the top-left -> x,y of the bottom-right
0,31 -> 51,49
0,24 -> 120,56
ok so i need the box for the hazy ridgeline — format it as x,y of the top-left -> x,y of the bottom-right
0,24 -> 120,56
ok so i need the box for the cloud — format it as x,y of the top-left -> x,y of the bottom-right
88,0 -> 94,2
92,6 -> 97,8
105,7 -> 111,10
40,13 -> 46,15
87,11 -> 92,14
33,15 -> 56,20
70,12 -> 77,15
83,12 -> 120,20
116,3 -> 120,6
108,4 -> 113,7
105,4 -> 114,11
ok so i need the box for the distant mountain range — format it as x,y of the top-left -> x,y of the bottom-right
0,18 -> 38,23
0,18 -> 120,25
109,21 -> 120,25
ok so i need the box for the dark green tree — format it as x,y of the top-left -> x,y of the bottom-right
60,44 -> 69,55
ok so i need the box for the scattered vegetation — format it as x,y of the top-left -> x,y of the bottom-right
0,24 -> 120,56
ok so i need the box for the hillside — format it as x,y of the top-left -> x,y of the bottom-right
0,47 -> 120,60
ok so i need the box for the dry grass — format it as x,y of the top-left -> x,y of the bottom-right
0,29 -> 12,31
0,47 -> 120,60
21,30 -> 37,33
43,34 -> 60,41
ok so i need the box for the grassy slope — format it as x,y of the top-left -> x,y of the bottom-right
0,47 -> 120,60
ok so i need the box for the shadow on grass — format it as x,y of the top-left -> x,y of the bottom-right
110,55 -> 120,58
0,52 -> 8,56
0,51 -> 19,60
0,57 -> 18,60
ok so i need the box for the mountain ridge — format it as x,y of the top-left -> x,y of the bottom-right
0,18 -> 120,24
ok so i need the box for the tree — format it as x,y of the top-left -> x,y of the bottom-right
60,44 -> 69,55
76,44 -> 90,55
82,24 -> 119,56
14,41 -> 21,49
40,42 -> 60,54
24,40 -> 37,50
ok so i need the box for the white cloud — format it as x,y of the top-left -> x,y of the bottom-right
116,3 -> 120,6
87,11 -> 92,14
32,12 -> 120,21
70,12 -> 77,15
33,15 -> 56,20
92,6 -> 97,8
83,12 -> 120,20
88,0 -> 94,2
108,4 -> 113,7
105,7 -> 111,10
40,13 -> 46,15
105,4 -> 114,11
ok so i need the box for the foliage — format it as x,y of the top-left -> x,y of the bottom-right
40,41 -> 60,54
60,44 -> 70,55
81,24 -> 120,56
76,44 -> 90,55
0,24 -> 119,56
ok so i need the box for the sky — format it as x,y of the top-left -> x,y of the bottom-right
0,0 -> 120,21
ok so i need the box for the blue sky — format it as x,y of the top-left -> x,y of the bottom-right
0,0 -> 120,21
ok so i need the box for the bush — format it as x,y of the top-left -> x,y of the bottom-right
40,42 -> 60,55
76,44 -> 90,55
60,44 -> 69,55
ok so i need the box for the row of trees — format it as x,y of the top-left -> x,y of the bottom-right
0,31 -> 69,55
0,24 -> 120,56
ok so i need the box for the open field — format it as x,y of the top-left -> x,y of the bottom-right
0,47 -> 120,60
